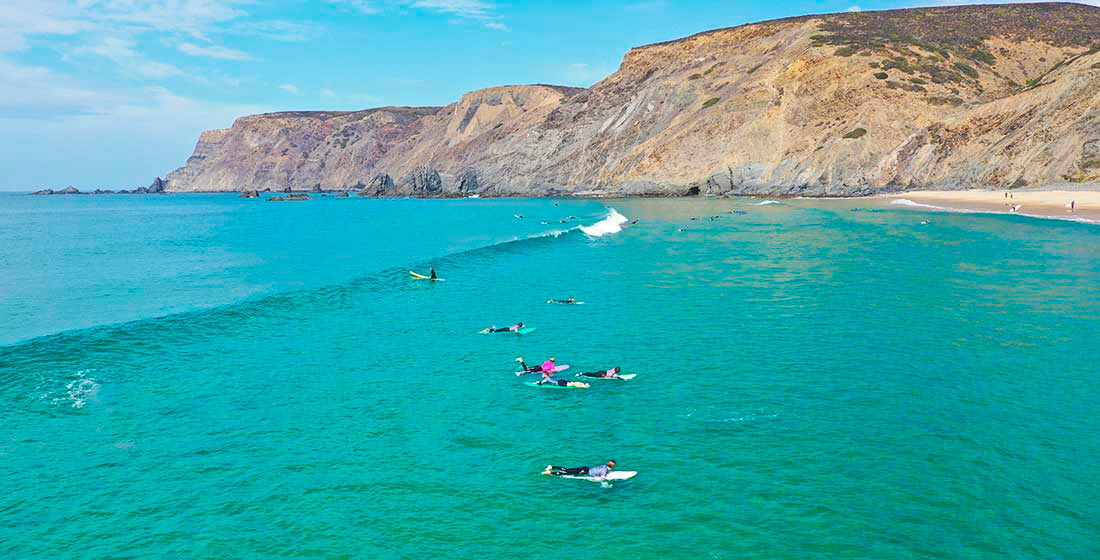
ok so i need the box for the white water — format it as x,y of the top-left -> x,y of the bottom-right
579,208 -> 629,237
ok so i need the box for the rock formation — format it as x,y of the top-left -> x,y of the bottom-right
162,3 -> 1100,196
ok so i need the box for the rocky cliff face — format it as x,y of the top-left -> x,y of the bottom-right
164,3 -> 1100,196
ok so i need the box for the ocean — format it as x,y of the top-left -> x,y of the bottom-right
2,193 -> 1098,559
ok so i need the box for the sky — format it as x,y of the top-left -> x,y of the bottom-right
0,0 -> 1094,190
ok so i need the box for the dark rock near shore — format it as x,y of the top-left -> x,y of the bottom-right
268,193 -> 312,201
240,189 -> 259,198
147,177 -> 166,193
334,191 -> 349,198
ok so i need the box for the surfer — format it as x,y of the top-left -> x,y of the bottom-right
538,363 -> 588,387
482,322 -> 525,333
543,460 -> 615,477
516,356 -> 548,372
548,297 -> 576,304
577,366 -> 623,379
430,267 -> 437,280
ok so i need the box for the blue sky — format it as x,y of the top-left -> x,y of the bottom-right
0,0 -> 1091,189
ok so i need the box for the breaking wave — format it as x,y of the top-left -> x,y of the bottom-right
578,208 -> 629,237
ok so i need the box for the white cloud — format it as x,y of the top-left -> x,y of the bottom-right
67,36 -> 184,79
321,88 -> 336,98
279,84 -> 299,94
178,42 -> 250,61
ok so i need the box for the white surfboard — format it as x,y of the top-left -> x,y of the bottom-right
559,471 -> 637,482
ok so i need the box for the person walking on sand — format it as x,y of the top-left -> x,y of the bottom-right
1071,200 -> 1076,212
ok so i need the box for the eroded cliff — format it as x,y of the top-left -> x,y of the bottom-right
164,3 -> 1100,196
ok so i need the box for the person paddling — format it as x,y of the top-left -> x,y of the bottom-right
538,360 -> 588,387
516,356 -> 546,372
482,322 -> 525,333
548,297 -> 576,304
577,366 -> 623,379
543,460 -> 615,477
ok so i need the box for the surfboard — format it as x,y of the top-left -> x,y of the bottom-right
575,373 -> 636,380
559,471 -> 637,481
547,300 -> 585,305
515,364 -> 570,376
524,381 -> 585,389
409,271 -> 443,281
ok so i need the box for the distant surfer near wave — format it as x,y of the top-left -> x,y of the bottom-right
577,366 -> 623,379
543,460 -> 615,477
430,267 -> 437,280
548,297 -> 576,304
482,322 -> 525,333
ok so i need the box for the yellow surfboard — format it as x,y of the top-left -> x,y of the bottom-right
409,271 -> 444,281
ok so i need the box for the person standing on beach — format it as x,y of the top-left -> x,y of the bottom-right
1071,200 -> 1076,212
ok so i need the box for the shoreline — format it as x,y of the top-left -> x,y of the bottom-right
876,190 -> 1100,225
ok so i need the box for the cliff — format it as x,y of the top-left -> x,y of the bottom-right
164,3 -> 1100,196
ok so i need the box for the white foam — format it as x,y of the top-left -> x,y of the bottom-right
754,200 -> 780,206
579,208 -> 630,237
35,369 -> 100,409
889,198 -> 967,212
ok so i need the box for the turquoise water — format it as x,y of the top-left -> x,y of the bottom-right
2,194 -> 1099,558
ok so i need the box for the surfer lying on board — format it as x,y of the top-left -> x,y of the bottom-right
481,322 -> 524,333
543,460 -> 615,477
548,297 -> 576,304
577,366 -> 623,379
516,356 -> 550,372
538,365 -> 588,388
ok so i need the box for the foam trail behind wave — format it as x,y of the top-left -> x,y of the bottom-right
890,198 -> 969,212
579,208 -> 629,237
755,200 -> 781,206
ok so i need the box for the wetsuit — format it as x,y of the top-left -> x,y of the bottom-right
488,325 -> 520,333
549,463 -> 611,477
579,369 -> 617,378
518,360 -> 542,373
538,378 -> 568,387
430,268 -> 437,279
552,299 -> 575,304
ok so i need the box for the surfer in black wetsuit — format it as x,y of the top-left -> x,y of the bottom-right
543,460 -> 615,477
482,322 -> 524,333
430,267 -> 436,280
515,357 -> 543,372
548,297 -> 576,304
578,366 -> 622,379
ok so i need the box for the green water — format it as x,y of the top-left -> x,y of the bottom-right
2,195 -> 1098,558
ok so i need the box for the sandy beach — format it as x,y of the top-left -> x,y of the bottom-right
879,189 -> 1100,224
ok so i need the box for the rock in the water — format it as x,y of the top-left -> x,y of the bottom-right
334,191 -> 349,198
268,193 -> 312,201
60,186 -> 80,194
240,189 -> 259,198
146,177 -> 166,193
31,189 -> 55,195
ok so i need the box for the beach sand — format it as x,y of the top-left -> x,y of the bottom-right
879,190 -> 1100,224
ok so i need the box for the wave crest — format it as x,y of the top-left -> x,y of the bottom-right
579,208 -> 629,237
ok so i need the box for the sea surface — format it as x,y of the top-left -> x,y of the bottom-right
2,193 -> 1099,559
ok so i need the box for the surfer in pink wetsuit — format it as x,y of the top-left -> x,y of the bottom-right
538,359 -> 588,387
516,356 -> 549,372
